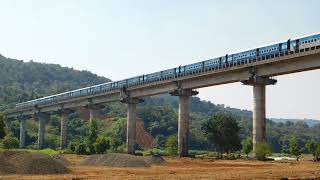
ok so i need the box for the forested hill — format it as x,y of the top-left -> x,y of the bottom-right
0,54 -> 110,111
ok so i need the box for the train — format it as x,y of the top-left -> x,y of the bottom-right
16,33 -> 320,109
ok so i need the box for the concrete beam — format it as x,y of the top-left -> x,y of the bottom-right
171,89 -> 198,157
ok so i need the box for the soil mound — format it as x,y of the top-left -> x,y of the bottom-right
79,153 -> 150,167
52,154 -> 73,166
140,155 -> 167,166
0,151 -> 70,175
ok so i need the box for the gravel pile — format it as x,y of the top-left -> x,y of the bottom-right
79,153 -> 151,167
0,151 -> 70,175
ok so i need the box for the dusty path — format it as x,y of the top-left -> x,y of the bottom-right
1,156 -> 320,180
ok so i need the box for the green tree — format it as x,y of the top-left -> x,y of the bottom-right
75,143 -> 87,155
305,140 -> 318,161
202,113 -> 241,157
242,137 -> 253,158
2,133 -> 19,149
0,114 -> 6,139
87,120 -> 98,154
254,142 -> 272,161
289,136 -> 302,161
94,136 -> 110,154
165,134 -> 178,155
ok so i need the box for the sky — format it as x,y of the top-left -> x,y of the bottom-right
0,0 -> 320,119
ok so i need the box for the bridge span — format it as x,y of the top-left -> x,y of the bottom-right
4,43 -> 320,156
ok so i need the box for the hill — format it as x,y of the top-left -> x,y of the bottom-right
0,54 -> 110,111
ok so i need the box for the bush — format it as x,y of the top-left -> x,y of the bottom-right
165,134 -> 178,156
94,136 -> 110,154
254,142 -> 272,161
75,143 -> 87,155
242,137 -> 253,158
2,133 -> 19,149
68,141 -> 79,153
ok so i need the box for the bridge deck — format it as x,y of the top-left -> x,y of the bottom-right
5,47 -> 320,118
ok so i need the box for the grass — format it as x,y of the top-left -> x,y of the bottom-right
0,148 -> 61,156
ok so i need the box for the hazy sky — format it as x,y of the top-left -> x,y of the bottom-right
0,0 -> 320,119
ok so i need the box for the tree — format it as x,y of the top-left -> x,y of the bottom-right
0,114 -> 6,140
87,120 -> 98,154
165,134 -> 178,155
2,133 -> 19,149
289,136 -> 301,161
94,136 -> 110,154
242,137 -> 253,158
202,113 -> 241,157
305,140 -> 318,161
75,143 -> 87,155
254,142 -> 272,161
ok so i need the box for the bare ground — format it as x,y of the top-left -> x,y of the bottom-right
1,155 -> 320,180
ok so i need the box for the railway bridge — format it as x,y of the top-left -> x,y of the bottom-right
4,46 -> 320,156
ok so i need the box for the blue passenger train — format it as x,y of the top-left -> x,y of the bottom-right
16,33 -> 320,109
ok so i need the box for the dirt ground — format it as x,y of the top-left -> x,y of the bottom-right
1,155 -> 320,180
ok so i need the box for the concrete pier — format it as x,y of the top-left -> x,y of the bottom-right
37,113 -> 48,149
122,98 -> 143,154
170,89 -> 198,157
60,111 -> 70,149
242,76 -> 277,152
20,119 -> 26,148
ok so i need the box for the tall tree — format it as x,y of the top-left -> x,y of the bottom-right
289,136 -> 302,161
305,140 -> 319,161
0,113 -> 6,139
202,113 -> 241,157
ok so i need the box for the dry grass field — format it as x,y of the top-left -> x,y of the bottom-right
1,155 -> 320,180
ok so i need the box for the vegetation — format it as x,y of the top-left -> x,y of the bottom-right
165,134 -> 178,155
202,113 -> 241,158
241,137 -> 252,158
305,140 -> 319,161
94,136 -> 110,154
289,136 -> 302,161
0,113 -> 5,140
254,142 -> 272,161
2,133 -> 19,149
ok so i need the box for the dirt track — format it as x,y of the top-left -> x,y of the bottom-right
1,155 -> 320,180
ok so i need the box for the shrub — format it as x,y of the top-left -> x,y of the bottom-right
68,141 -> 79,153
2,133 -> 19,149
242,137 -> 253,158
75,143 -> 87,155
165,134 -> 178,156
254,142 -> 272,161
94,136 -> 110,154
